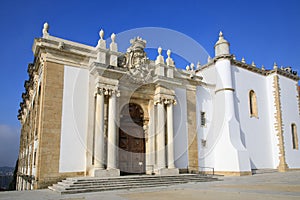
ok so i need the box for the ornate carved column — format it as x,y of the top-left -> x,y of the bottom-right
146,100 -> 155,174
156,100 -> 166,169
94,88 -> 105,169
107,90 -> 119,170
166,99 -> 176,169
154,92 -> 179,175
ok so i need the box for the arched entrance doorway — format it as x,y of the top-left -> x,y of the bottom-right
119,103 -> 145,175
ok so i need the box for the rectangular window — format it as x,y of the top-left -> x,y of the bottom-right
201,139 -> 207,147
33,150 -> 37,167
291,124 -> 299,150
201,111 -> 206,126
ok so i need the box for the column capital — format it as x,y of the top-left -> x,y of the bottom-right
95,87 -> 120,97
154,96 -> 176,105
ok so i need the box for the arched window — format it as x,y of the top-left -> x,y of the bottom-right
291,123 -> 299,150
249,90 -> 258,118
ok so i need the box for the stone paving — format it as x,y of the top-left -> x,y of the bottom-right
0,171 -> 299,200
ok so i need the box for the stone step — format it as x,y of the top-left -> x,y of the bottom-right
65,174 -> 216,182
65,181 -> 186,190
69,177 -> 211,185
49,174 -> 219,194
252,169 -> 278,174
51,183 -> 177,194
67,176 -> 213,184
66,174 -> 203,182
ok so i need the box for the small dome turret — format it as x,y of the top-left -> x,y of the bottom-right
214,31 -> 230,57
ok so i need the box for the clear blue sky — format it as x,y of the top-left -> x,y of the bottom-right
0,0 -> 299,167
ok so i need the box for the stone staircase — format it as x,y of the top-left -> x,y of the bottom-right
48,174 -> 219,194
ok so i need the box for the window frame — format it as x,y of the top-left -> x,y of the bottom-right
249,90 -> 258,118
200,111 -> 206,127
291,123 -> 299,150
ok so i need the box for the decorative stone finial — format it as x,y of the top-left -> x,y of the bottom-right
97,29 -> 106,49
167,49 -> 171,58
207,56 -> 212,63
241,57 -> 246,63
273,62 -> 278,69
251,61 -> 256,67
186,63 -> 196,79
219,31 -> 223,38
261,65 -> 265,70
190,63 -> 195,70
110,33 -> 117,51
111,33 -> 116,43
99,29 -> 104,40
158,47 -> 162,55
166,49 -> 175,66
197,61 -> 201,69
42,22 -> 49,37
155,46 -> 164,65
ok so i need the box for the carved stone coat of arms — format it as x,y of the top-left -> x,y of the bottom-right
118,37 -> 153,83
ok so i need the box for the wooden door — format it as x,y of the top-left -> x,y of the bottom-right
119,103 -> 145,174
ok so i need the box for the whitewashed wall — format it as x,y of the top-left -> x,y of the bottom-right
233,66 -> 274,169
196,66 -> 216,169
279,75 -> 300,168
173,88 -> 188,169
59,66 -> 89,173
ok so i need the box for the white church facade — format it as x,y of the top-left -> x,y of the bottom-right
17,23 -> 300,190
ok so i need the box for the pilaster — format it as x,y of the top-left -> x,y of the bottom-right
273,75 -> 289,172
186,89 -> 199,172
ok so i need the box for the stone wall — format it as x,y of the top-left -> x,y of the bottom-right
36,61 -> 85,188
186,89 -> 199,172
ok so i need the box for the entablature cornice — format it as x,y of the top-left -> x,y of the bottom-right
153,85 -> 176,105
266,69 -> 300,81
90,62 -> 127,80
33,36 -> 95,58
34,45 -> 93,69
197,56 -> 300,82
174,68 -> 203,86
94,75 -> 120,96
95,75 -> 119,87
233,60 -> 299,81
